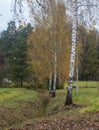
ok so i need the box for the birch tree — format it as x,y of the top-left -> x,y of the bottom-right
13,0 -> 99,103
65,0 -> 99,105
27,0 -> 69,96
40,0 -> 70,96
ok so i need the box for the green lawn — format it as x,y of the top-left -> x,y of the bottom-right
0,82 -> 99,129
46,81 -> 99,115
65,81 -> 99,88
73,88 -> 99,112
0,88 -> 44,129
0,88 -> 37,101
0,88 -> 38,107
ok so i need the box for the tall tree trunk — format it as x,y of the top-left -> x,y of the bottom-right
76,66 -> 79,92
65,0 -> 78,105
49,71 -> 52,95
52,46 -> 57,97
76,42 -> 79,92
20,75 -> 23,88
58,73 -> 61,89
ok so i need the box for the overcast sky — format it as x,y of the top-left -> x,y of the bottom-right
0,0 -> 99,32
0,0 -> 14,32
0,0 -> 32,32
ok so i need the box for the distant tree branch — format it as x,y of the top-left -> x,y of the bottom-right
36,0 -> 45,9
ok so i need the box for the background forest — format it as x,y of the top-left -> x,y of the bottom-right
0,0 -> 98,89
0,0 -> 99,129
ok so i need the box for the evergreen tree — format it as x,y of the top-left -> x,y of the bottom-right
0,21 -> 16,81
0,21 -> 16,57
79,29 -> 99,80
9,24 -> 32,87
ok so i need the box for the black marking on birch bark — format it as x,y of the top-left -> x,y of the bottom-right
65,0 -> 78,105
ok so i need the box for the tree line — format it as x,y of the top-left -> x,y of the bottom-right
0,21 -> 33,87
0,0 -> 99,91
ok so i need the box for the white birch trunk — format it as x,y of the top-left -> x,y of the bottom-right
76,41 -> 79,92
53,46 -> 57,96
65,0 -> 78,105
76,66 -> 79,92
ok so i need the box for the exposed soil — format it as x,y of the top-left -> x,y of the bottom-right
8,112 -> 99,130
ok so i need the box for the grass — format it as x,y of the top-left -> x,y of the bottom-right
64,81 -> 99,88
73,81 -> 99,88
0,81 -> 99,129
0,88 -> 45,129
0,88 -> 38,106
46,81 -> 99,115
73,88 -> 99,112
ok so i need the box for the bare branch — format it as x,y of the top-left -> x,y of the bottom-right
36,0 -> 45,9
